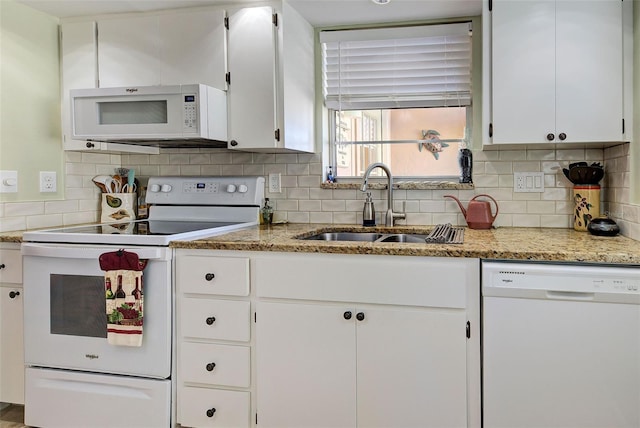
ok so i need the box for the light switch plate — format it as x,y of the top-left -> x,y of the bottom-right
0,170 -> 18,193
514,172 -> 544,193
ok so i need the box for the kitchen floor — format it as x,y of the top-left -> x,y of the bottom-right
0,404 -> 27,428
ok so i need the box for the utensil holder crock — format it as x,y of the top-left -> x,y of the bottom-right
573,185 -> 600,231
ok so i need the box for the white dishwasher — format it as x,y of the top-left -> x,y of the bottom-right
482,261 -> 640,428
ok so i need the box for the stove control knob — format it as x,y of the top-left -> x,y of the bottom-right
160,184 -> 172,193
238,184 -> 248,193
149,184 -> 161,193
226,184 -> 237,193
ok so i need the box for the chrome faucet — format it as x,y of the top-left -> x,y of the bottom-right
361,162 -> 406,227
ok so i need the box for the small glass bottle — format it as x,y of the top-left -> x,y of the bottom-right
261,198 -> 273,225
137,186 -> 148,219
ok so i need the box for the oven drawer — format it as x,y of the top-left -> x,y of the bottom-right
180,342 -> 250,387
179,386 -> 250,428
177,255 -> 249,297
0,248 -> 22,284
181,298 -> 251,341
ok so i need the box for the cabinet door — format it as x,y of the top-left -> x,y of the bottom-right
159,9 -> 227,89
491,0 -> 556,144
256,301 -> 357,428
0,286 -> 24,404
60,21 -> 100,151
98,16 -> 162,87
227,7 -> 278,150
356,307 -> 467,428
555,1 -> 623,143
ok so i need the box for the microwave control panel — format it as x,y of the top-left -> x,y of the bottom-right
183,94 -> 198,131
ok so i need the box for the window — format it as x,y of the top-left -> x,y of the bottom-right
321,22 -> 472,180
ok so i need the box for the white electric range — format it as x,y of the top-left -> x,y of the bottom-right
21,176 -> 264,428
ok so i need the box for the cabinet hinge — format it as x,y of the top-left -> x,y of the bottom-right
272,13 -> 279,27
275,128 -> 281,141
622,118 -> 625,134
226,72 -> 231,85
224,16 -> 229,30
466,321 -> 471,339
489,0 -> 493,11
489,123 -> 493,138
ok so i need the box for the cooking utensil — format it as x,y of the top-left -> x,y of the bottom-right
127,169 -> 135,193
92,175 -> 113,193
104,176 -> 122,193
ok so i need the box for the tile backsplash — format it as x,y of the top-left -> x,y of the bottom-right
1,144 -> 638,241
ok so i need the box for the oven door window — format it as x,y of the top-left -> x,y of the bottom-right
50,274 -> 107,338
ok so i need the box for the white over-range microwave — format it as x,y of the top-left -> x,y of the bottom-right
71,83 -> 227,147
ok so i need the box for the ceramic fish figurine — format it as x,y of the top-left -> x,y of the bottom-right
419,129 -> 449,160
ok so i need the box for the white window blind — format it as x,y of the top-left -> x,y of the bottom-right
320,23 -> 472,110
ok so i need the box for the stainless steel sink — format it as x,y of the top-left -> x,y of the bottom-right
301,232 -> 384,242
377,234 -> 430,243
298,224 -> 465,244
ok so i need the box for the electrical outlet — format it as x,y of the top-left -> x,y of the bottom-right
40,171 -> 57,193
268,173 -> 282,193
514,172 -> 544,193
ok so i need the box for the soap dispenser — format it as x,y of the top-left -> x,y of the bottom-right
363,192 -> 376,226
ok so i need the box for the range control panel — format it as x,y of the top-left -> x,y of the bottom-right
146,176 -> 265,206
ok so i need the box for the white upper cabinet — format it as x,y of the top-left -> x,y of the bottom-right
97,9 -> 226,89
60,21 -> 100,151
98,15 -> 162,87
484,0 -> 629,145
227,3 -> 315,153
159,9 -> 227,90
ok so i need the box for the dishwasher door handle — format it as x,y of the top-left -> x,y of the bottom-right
546,290 -> 595,301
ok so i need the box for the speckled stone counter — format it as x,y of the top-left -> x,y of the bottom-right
0,233 -> 23,243
170,224 -> 640,265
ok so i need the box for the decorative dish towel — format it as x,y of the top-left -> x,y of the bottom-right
99,250 -> 147,347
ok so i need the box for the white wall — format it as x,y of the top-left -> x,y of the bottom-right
0,0 -> 64,202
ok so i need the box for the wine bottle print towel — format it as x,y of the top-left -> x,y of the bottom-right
99,250 -> 146,347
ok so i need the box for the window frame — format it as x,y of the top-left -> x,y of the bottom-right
318,19 -> 478,181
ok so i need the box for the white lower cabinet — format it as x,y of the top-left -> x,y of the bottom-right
176,253 -> 252,427
175,250 -> 481,428
256,302 -> 467,428
0,244 -> 24,405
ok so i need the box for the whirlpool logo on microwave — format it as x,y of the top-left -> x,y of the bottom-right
125,88 -> 139,93
85,354 -> 99,360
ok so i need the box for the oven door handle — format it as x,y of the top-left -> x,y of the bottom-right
21,243 -> 171,261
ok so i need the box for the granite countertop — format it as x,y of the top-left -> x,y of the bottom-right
170,223 -> 640,264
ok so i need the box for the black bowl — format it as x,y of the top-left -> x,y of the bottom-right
588,217 -> 620,236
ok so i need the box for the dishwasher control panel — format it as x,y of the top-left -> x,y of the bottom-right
483,261 -> 640,295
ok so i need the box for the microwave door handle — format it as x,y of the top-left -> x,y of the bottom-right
21,243 -> 170,261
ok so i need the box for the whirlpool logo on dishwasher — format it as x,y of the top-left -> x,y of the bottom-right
85,354 -> 99,360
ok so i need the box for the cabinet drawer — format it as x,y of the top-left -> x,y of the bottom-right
179,387 -> 250,428
180,343 -> 250,388
181,298 -> 250,342
0,249 -> 22,284
177,256 -> 249,297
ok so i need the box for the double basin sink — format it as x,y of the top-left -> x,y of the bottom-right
302,231 -> 431,244
297,224 -> 465,244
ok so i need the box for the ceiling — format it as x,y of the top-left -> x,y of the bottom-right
15,0 -> 482,26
